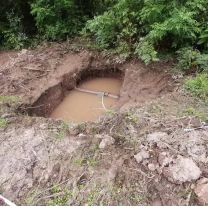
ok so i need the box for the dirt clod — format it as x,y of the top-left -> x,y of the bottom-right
195,178 -> 208,205
98,134 -> 115,149
134,149 -> 150,164
147,132 -> 169,149
163,156 -> 201,184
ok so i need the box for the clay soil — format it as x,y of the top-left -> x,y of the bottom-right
0,43 -> 208,206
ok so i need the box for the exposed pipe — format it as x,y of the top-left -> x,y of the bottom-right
74,87 -> 119,99
0,195 -> 17,206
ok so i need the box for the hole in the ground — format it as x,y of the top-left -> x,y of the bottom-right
26,68 -> 124,123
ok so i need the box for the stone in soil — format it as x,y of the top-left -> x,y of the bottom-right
195,178 -> 208,205
163,156 -> 201,184
97,134 -> 115,149
134,149 -> 150,164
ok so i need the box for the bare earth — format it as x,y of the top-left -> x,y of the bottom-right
0,43 -> 208,206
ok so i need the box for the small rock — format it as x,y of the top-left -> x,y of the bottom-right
147,132 -> 169,143
99,135 -> 115,149
195,178 -> 208,205
147,132 -> 169,148
95,134 -> 103,139
148,163 -> 157,171
134,149 -> 150,164
163,156 -> 201,184
78,133 -> 87,138
158,152 -> 173,167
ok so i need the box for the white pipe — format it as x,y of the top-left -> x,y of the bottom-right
74,87 -> 119,99
0,195 -> 17,206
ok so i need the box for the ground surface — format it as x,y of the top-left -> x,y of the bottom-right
0,44 -> 208,206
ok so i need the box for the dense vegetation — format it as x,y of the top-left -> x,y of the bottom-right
0,0 -> 114,48
1,0 -> 208,99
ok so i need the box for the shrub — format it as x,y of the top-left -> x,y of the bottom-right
31,0 -> 82,40
185,73 -> 208,101
177,48 -> 208,72
0,0 -> 36,49
84,0 -> 208,63
31,0 -> 115,41
2,12 -> 28,49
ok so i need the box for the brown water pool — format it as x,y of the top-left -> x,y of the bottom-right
50,77 -> 122,123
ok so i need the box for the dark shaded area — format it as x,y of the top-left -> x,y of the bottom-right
0,0 -> 37,46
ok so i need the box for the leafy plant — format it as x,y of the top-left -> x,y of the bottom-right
84,0 -> 142,49
135,40 -> 158,64
84,0 -> 208,63
2,12 -> 28,49
177,48 -> 208,72
31,0 -> 115,41
47,186 -> 72,206
0,96 -> 20,104
0,118 -> 8,128
185,73 -> 208,101
55,122 -> 69,139
31,0 -> 81,40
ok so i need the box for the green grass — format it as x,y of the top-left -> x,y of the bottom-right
47,188 -> 72,206
0,118 -> 8,128
0,96 -> 20,104
55,122 -> 69,139
183,107 -> 208,122
185,73 -> 208,102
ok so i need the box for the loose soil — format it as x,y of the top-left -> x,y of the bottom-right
0,43 -> 208,206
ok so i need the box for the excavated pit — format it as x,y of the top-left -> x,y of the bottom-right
11,51 -> 175,123
27,68 -> 124,122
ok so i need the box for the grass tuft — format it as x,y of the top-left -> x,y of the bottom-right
0,118 -> 8,128
185,73 -> 208,102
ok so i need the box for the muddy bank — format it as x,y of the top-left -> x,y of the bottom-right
0,45 -> 174,120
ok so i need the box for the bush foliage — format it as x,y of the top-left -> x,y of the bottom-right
0,0 -> 114,47
0,0 -> 208,68
185,73 -> 208,102
84,0 -> 208,63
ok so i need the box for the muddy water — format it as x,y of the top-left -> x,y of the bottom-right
50,78 -> 122,123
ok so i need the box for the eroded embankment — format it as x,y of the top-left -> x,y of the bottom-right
26,66 -> 124,118
0,47 -> 173,121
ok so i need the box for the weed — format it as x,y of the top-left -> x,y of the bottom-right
0,96 -> 20,105
47,188 -> 72,206
177,48 -> 208,72
183,107 -> 208,122
74,157 -> 98,167
76,123 -> 86,133
55,122 -> 69,139
0,118 -> 8,128
74,144 -> 100,167
125,112 -> 139,124
86,188 -> 100,206
25,189 -> 39,205
74,158 -> 85,166
185,73 -> 208,102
